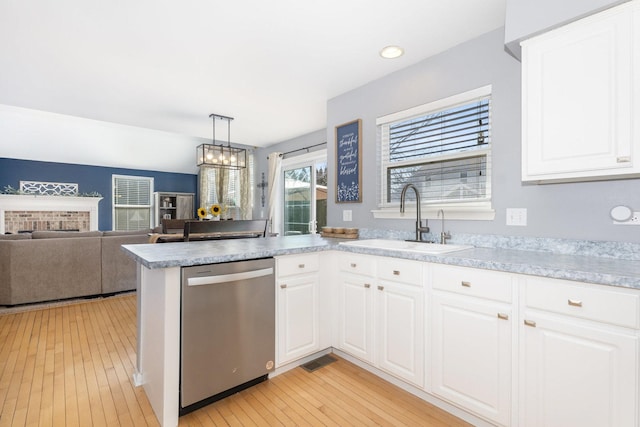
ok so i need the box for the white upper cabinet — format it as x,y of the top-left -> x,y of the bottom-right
521,1 -> 640,183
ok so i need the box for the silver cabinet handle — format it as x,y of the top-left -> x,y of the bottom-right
377,285 -> 384,291
568,299 -> 583,307
298,264 -> 305,268
350,263 -> 357,268
461,281 -> 471,287
497,313 -> 509,320
280,284 -> 287,289
393,270 -> 400,276
364,283 -> 371,288
524,319 -> 537,327
617,156 -> 631,163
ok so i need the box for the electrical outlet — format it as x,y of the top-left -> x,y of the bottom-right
506,208 -> 527,226
343,210 -> 352,221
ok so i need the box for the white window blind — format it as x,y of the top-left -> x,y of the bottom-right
112,175 -> 153,231
377,86 -> 492,209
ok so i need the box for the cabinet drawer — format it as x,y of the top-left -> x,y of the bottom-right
377,258 -> 422,286
339,254 -> 376,277
276,254 -> 320,277
432,265 -> 512,303
524,277 -> 640,329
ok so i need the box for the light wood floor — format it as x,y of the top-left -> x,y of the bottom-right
0,294 -> 471,426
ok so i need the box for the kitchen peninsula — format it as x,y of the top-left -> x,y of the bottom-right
123,234 -> 640,427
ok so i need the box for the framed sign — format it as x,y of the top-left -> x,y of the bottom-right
335,119 -> 362,203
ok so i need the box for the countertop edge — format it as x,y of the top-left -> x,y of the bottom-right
122,237 -> 640,290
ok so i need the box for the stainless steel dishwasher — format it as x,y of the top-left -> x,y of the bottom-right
180,257 -> 275,415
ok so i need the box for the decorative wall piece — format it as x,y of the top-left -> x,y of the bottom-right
335,119 -> 362,203
20,181 -> 78,196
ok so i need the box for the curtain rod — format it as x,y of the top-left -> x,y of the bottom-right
268,142 -> 327,159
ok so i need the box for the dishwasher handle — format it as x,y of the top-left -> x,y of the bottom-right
187,267 -> 274,287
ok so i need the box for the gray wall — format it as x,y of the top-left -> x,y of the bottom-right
322,27 -> 639,243
504,0 -> 628,58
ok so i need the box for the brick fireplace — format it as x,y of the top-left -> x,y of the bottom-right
0,195 -> 102,234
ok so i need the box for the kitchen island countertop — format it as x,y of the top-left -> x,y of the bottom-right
122,234 -> 640,289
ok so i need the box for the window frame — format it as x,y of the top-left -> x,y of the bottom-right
276,149 -> 327,236
112,174 -> 154,231
373,85 -> 495,221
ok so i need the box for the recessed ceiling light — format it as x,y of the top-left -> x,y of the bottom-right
379,45 -> 404,59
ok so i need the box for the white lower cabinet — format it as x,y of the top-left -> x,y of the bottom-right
520,277 -> 639,427
430,265 -> 514,426
337,254 -> 424,387
338,271 -> 375,363
377,276 -> 424,387
276,253 -> 322,366
310,250 -> 638,426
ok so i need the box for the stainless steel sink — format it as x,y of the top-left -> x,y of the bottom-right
339,239 -> 473,255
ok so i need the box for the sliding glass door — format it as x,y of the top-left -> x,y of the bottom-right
282,153 -> 327,236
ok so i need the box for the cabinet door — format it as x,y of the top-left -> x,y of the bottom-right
521,2 -> 638,182
176,195 -> 193,219
520,313 -> 638,427
431,292 -> 512,426
377,281 -> 424,388
276,274 -> 319,366
337,274 -> 374,363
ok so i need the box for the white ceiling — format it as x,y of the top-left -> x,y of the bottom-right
0,0 -> 506,148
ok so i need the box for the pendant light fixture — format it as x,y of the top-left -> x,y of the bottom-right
196,113 -> 246,169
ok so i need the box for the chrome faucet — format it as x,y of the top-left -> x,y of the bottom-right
437,209 -> 451,244
400,184 -> 429,242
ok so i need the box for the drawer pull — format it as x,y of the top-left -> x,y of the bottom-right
393,270 -> 400,276
377,285 -> 384,291
497,313 -> 509,320
617,156 -> 631,163
280,284 -> 287,289
524,319 -> 537,327
568,299 -> 583,307
364,283 -> 371,288
461,281 -> 471,287
298,264 -> 305,269
350,263 -> 357,268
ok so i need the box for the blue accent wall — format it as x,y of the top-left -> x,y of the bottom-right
0,157 -> 198,231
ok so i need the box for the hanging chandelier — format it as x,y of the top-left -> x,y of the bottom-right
196,113 -> 246,169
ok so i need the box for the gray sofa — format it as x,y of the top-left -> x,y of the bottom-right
0,229 -> 151,306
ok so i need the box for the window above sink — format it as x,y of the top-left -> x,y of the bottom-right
373,85 -> 495,221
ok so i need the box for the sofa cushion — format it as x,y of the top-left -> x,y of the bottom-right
101,231 -> 150,294
0,233 -> 31,240
31,231 -> 103,239
0,235 -> 102,305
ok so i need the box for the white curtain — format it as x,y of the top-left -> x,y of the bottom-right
239,152 -> 253,219
198,166 -> 212,209
199,153 -> 254,220
267,152 -> 282,234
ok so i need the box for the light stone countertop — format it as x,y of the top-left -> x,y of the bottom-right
122,234 -> 640,290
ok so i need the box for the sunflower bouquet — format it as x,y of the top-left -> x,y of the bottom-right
210,204 -> 223,217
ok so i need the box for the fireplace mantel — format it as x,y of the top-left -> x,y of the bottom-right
0,194 -> 102,234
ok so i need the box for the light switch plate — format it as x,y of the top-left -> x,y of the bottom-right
506,208 -> 527,226
343,210 -> 352,221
